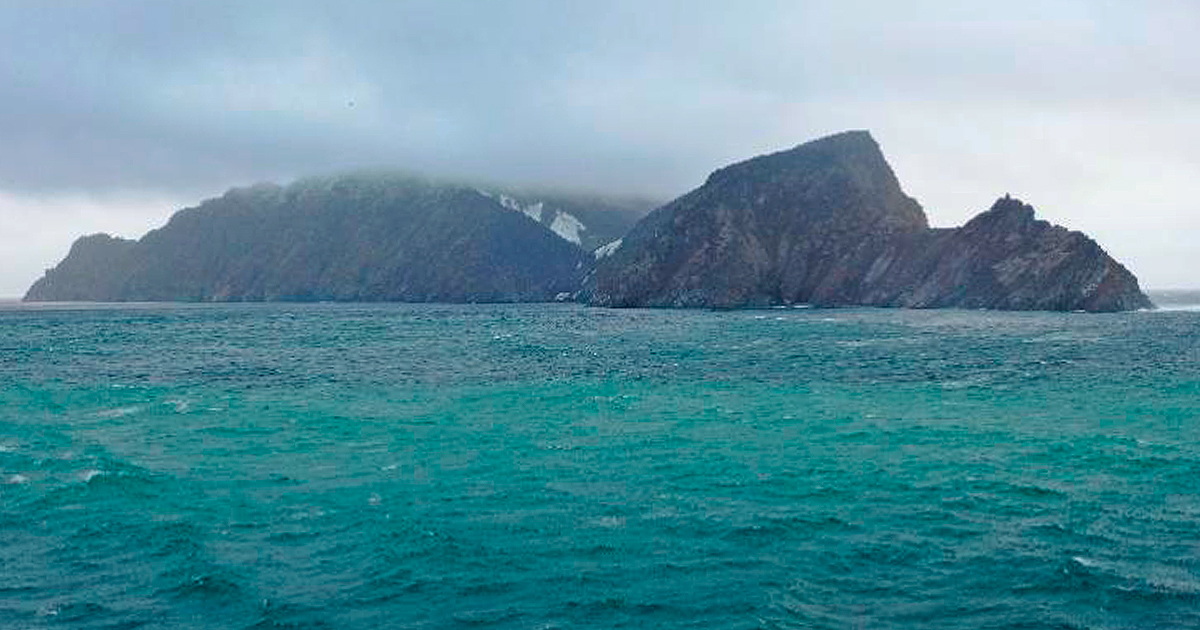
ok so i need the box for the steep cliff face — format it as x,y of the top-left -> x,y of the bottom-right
25,174 -> 599,303
591,131 -> 928,308
852,197 -> 1153,311
24,234 -> 139,302
27,134 -> 1152,311
592,131 -> 1152,312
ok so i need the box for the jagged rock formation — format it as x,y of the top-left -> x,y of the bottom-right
26,174 -> 646,303
592,131 -> 1152,312
27,134 -> 1152,311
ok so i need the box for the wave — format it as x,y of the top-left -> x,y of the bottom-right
1069,555 -> 1200,597
156,571 -> 248,604
96,406 -> 142,418
79,468 -> 104,483
36,601 -> 116,622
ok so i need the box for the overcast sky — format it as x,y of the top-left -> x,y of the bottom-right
2,0 -> 1197,295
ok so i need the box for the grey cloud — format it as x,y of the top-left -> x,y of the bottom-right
0,0 -> 1197,292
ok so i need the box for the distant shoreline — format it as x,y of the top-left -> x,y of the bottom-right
5,291 -> 1200,313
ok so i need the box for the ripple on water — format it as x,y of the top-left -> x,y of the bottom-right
1,302 -> 1197,629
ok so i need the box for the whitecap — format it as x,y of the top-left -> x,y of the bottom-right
97,406 -> 141,418
79,469 -> 103,482
6,473 -> 28,484
589,515 -> 626,529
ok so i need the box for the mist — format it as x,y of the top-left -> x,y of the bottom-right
2,0 -> 1197,295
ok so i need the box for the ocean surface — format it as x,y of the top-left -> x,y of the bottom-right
2,297 -> 1198,629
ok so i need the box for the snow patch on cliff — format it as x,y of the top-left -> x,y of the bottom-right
486,191 -> 588,245
496,194 -> 544,222
594,238 -> 622,259
550,211 -> 584,245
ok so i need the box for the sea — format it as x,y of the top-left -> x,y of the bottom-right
1,294 -> 1197,629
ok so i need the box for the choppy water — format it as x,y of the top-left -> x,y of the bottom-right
2,300 -> 1198,629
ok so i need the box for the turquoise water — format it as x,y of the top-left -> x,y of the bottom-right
2,301 -> 1197,629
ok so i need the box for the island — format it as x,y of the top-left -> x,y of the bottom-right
590,131 -> 1152,312
24,174 -> 649,303
26,132 -> 1152,312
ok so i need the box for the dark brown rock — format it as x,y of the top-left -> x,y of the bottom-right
25,174 -> 595,303
592,131 -> 1152,312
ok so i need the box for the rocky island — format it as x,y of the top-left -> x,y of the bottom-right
591,131 -> 1152,312
24,174 -> 650,303
26,132 -> 1152,311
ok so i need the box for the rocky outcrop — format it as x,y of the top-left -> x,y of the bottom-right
25,174 -> 645,303
26,134 -> 1152,311
849,196 -> 1153,311
26,234 -> 140,302
592,131 -> 1152,312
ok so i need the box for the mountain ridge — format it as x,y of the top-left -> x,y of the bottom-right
26,134 -> 1153,311
25,173 -> 649,303
590,131 -> 1152,312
